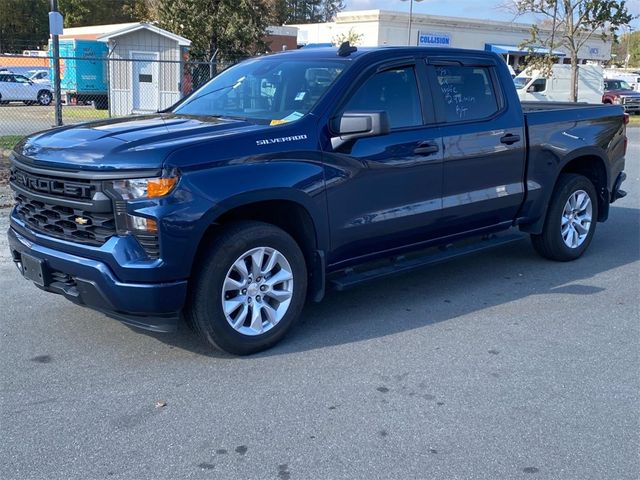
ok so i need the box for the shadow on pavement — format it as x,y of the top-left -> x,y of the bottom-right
131,204 -> 640,358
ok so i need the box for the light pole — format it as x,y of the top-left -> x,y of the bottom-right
625,26 -> 635,70
400,0 -> 425,46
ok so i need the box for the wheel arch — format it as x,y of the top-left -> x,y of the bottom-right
192,191 -> 328,301
559,153 -> 609,222
520,150 -> 610,234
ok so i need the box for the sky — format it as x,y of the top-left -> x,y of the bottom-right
344,0 -> 640,30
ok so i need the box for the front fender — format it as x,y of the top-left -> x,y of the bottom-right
156,161 -> 329,279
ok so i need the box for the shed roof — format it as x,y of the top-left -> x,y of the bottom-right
61,23 -> 138,40
98,23 -> 191,47
62,22 -> 191,47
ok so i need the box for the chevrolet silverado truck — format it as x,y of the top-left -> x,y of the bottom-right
7,45 -> 629,354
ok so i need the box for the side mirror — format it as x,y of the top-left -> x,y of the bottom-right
526,85 -> 535,93
331,111 -> 390,150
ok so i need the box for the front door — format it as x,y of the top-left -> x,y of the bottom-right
323,63 -> 444,265
131,52 -> 159,112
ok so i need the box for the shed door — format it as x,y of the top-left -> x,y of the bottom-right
131,52 -> 159,112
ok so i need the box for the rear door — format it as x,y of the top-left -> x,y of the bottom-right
13,75 -> 35,101
323,60 -> 444,264
427,59 -> 526,235
0,74 -> 18,100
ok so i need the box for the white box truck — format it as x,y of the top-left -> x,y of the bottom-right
514,65 -> 604,104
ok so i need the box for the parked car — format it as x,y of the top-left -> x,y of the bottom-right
8,46 -> 628,354
515,64 -> 604,103
0,72 -> 52,105
603,78 -> 640,114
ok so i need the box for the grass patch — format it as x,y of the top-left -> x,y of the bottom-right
628,114 -> 640,126
47,107 -> 109,122
0,135 -> 23,150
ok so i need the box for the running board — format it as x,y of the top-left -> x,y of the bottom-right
330,233 -> 525,291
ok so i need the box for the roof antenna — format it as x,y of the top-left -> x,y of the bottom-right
338,41 -> 357,57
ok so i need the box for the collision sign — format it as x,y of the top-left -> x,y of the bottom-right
418,32 -> 451,47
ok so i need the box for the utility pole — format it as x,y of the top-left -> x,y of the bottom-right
50,0 -> 63,126
400,0 -> 424,46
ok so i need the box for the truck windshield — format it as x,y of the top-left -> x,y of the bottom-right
514,77 -> 532,90
173,57 -> 348,125
605,80 -> 633,91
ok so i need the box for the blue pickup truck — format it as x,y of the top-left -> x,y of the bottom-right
8,46 -> 629,354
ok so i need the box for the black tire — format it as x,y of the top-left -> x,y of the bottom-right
37,90 -> 52,106
531,173 -> 598,261
185,221 -> 308,355
93,97 -> 108,110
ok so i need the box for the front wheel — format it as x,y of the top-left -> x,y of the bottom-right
186,221 -> 307,355
531,173 -> 598,261
37,90 -> 52,106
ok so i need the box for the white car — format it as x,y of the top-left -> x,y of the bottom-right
0,72 -> 53,106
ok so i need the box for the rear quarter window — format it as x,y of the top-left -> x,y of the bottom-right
434,66 -> 500,122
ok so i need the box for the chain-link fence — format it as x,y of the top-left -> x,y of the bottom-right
0,52 -> 220,151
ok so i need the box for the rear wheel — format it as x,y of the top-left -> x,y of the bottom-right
531,173 -> 598,261
186,221 -> 307,355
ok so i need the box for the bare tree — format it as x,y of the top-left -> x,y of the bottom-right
513,0 -> 632,101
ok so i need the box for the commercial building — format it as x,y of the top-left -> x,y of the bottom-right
294,10 -> 611,68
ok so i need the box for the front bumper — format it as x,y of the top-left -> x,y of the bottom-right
8,226 -> 187,332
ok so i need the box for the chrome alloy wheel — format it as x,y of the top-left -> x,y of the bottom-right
561,190 -> 592,249
221,247 -> 294,336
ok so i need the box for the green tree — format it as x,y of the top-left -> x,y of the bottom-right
58,0 -> 143,27
0,0 -> 49,53
270,0 -> 344,25
332,27 -> 363,47
158,0 -> 270,67
611,30 -> 640,67
514,0 -> 633,101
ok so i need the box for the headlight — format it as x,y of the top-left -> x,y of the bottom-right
613,97 -> 622,104
110,176 -> 178,200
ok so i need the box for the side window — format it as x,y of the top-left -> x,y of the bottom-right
343,66 -> 422,129
530,78 -> 546,92
434,66 -> 500,122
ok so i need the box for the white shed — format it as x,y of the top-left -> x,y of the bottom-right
97,23 -> 191,116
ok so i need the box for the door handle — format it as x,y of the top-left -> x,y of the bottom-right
500,134 -> 521,145
414,141 -> 440,155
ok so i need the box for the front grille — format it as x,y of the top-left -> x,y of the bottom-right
10,163 -> 116,246
623,97 -> 640,105
14,194 -> 116,245
10,167 -> 94,200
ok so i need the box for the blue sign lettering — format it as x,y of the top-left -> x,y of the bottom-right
418,32 -> 451,47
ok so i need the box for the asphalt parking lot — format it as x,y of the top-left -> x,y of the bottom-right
0,129 -> 638,480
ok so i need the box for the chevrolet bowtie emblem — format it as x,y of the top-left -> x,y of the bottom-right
75,217 -> 89,225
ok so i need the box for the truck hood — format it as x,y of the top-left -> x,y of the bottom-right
605,89 -> 640,97
14,114 -> 263,172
